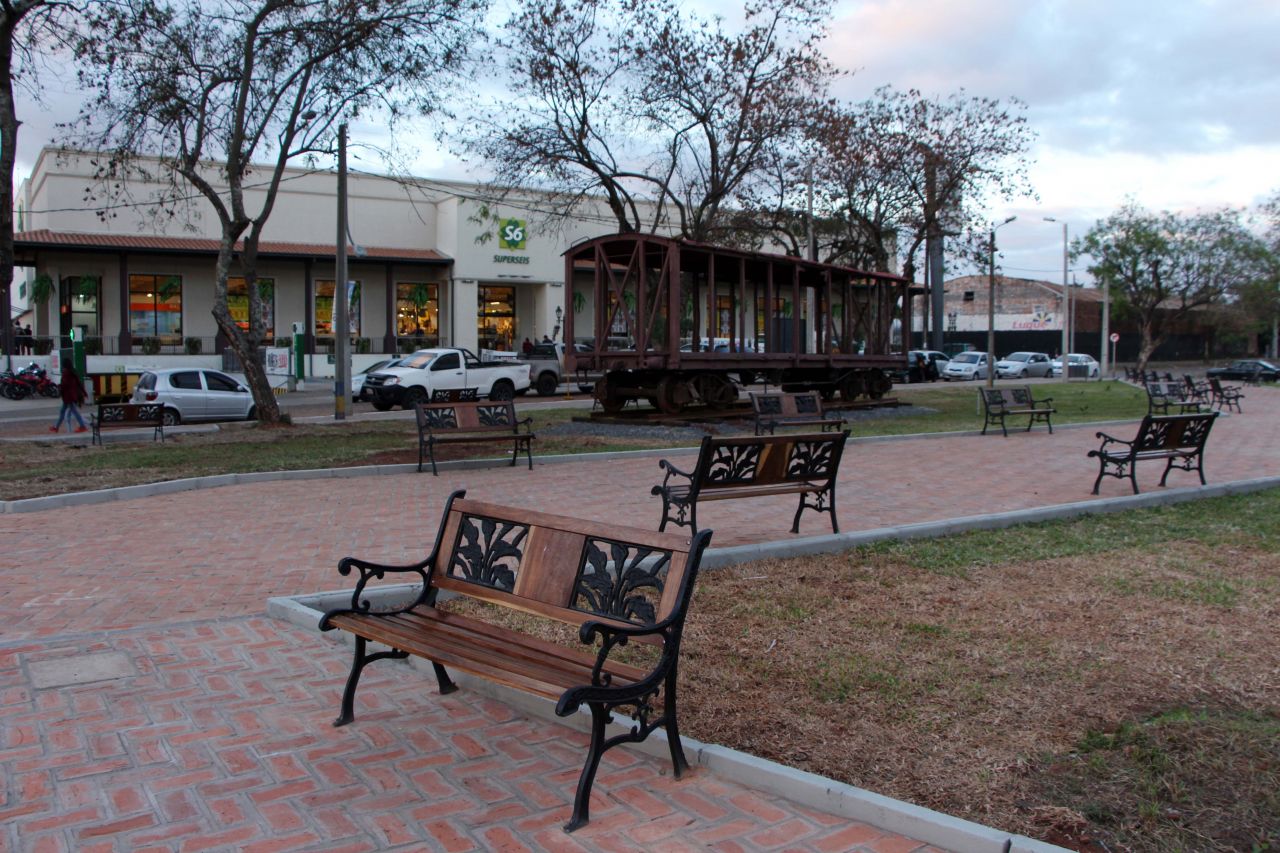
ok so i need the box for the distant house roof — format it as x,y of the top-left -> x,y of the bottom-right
12,229 -> 451,266
944,274 -> 1102,302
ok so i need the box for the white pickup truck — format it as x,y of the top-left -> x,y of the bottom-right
363,347 -> 532,411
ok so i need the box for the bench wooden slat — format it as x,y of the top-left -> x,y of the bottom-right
319,491 -> 711,832
750,391 -> 845,436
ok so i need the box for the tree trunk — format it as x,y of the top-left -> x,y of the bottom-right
0,17 -> 18,365
211,239 -> 282,423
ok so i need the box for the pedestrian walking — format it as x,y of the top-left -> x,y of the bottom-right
50,359 -> 89,434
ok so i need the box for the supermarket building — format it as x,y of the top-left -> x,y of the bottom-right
12,148 -> 621,377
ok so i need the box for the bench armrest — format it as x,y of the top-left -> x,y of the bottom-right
1091,430 -> 1133,454
1032,395 -> 1053,407
318,555 -> 435,629
555,618 -> 679,715
653,458 -> 693,490
515,416 -> 534,433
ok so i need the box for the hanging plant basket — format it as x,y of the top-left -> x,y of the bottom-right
30,273 -> 56,305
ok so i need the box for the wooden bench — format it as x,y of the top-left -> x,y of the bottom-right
319,491 -> 712,832
1088,411 -> 1218,494
415,399 -> 535,475
1207,376 -> 1244,413
652,431 -> 847,534
978,386 -> 1055,436
1145,380 -> 1202,415
90,402 -> 165,445
430,387 -> 478,402
749,391 -> 846,436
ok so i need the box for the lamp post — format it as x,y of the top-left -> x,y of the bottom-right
987,215 -> 1017,388
1043,217 -> 1069,369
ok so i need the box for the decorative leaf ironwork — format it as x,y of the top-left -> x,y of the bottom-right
706,444 -> 760,484
423,407 -> 458,429
756,396 -> 783,415
794,395 -> 819,414
787,439 -> 835,478
477,405 -> 511,426
572,538 -> 671,625
1010,388 -> 1032,406
448,515 -> 527,592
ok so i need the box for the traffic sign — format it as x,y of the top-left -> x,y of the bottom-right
1109,332 -> 1120,343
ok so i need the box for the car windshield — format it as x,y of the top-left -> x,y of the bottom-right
1068,355 -> 1090,363
952,352 -> 982,364
1004,353 -> 1031,362
399,353 -> 435,369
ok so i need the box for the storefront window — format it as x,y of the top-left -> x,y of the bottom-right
228,277 -> 275,337
396,282 -> 439,345
129,274 -> 182,342
477,285 -> 516,352
61,275 -> 100,337
315,279 -> 361,338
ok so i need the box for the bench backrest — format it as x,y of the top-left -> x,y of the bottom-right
431,388 -> 478,402
430,495 -> 707,638
751,391 -> 824,418
416,399 -> 518,433
980,386 -> 1037,411
96,402 -> 163,424
1134,412 -> 1217,453
691,432 -> 847,494
1146,380 -> 1190,402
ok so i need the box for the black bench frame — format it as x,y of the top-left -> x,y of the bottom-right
652,431 -> 848,534
90,402 -> 165,445
415,399 -> 535,475
749,391 -> 846,436
979,386 -> 1055,436
1207,376 -> 1244,413
1088,411 -> 1218,494
319,491 -> 712,832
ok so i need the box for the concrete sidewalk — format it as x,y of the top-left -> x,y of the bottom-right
2,386 -> 1276,850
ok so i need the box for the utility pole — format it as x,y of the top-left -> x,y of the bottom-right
334,123 -> 350,420
925,157 -> 945,352
987,216 -> 1017,388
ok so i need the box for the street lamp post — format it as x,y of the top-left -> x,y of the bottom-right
987,215 -> 1017,389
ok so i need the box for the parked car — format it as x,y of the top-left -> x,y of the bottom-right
890,350 -> 949,383
363,347 -> 533,410
131,368 -> 256,425
994,351 -> 1053,379
941,351 -> 988,381
1206,359 -> 1279,382
352,358 -> 401,400
1048,353 -> 1100,378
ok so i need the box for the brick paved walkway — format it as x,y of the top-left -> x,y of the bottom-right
2,385 -> 1277,850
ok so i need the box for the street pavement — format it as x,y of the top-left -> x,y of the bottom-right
2,383 -> 1278,850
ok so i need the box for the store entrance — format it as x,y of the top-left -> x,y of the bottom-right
477,285 -> 516,353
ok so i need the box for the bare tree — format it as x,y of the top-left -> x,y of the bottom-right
69,0 -> 485,422
466,0 -> 833,241
1077,202 -> 1257,370
2,0 -> 80,363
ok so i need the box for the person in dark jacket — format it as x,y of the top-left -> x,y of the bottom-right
51,359 -> 89,433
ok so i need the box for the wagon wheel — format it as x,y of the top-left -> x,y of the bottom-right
838,372 -> 866,402
691,373 -> 737,409
866,369 -> 892,400
655,375 -> 694,414
595,378 -> 626,413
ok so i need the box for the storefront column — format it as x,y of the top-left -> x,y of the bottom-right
304,258 -> 314,354
117,252 -> 132,352
452,278 -> 478,353
383,263 -> 395,354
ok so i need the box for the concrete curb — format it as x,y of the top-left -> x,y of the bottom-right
268,587 -> 1064,853
0,416 -> 1185,514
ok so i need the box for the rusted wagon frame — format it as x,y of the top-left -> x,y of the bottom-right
564,234 -> 917,412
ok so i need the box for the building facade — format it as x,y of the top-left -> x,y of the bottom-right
12,148 -> 627,377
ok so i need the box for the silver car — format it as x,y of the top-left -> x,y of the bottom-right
941,351 -> 988,381
994,351 -> 1053,379
132,368 -> 256,425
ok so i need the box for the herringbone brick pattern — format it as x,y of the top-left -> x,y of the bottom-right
1,618 -> 938,852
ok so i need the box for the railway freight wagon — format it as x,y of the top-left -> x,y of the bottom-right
563,234 -> 917,414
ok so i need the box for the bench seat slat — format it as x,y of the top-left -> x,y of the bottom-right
328,609 -> 646,696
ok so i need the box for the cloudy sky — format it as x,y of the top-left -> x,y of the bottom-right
12,0 -> 1279,284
